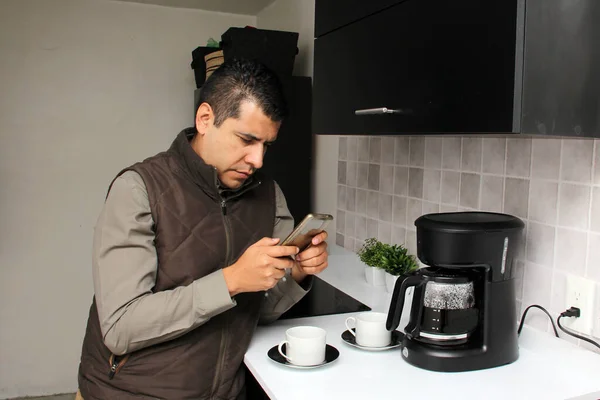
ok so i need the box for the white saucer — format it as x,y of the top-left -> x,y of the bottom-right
341,329 -> 403,351
267,344 -> 340,369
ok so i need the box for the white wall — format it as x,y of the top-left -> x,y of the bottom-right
257,0 -> 339,237
257,0 -> 315,77
0,1 -> 255,397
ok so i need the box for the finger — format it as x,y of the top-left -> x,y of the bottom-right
311,231 -> 328,245
296,242 -> 327,262
298,251 -> 328,268
270,256 -> 295,270
265,245 -> 299,258
300,261 -> 329,276
253,237 -> 280,247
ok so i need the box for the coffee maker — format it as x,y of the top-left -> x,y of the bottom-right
386,212 -> 524,372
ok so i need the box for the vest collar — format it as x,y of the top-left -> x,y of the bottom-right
169,128 -> 258,200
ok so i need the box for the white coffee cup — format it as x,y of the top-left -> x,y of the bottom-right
345,312 -> 392,347
277,326 -> 326,366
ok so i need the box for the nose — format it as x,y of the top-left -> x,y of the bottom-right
245,143 -> 264,170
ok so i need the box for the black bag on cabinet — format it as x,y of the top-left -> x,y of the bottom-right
220,27 -> 299,79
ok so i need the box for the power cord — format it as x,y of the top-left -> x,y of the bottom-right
557,307 -> 600,351
518,304 -> 559,337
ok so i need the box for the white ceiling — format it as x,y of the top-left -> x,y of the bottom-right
112,0 -> 275,15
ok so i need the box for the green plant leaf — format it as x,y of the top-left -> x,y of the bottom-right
356,237 -> 418,275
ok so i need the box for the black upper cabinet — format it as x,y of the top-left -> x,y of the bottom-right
315,0 -> 402,37
313,0 -> 600,137
520,1 -> 600,136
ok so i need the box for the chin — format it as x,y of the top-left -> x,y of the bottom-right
228,182 -> 243,190
222,178 -> 244,189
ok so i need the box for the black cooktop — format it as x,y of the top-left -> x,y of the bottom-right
279,276 -> 371,320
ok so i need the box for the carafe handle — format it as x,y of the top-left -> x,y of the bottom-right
386,274 -> 424,331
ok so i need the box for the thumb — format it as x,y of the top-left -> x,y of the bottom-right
254,237 -> 280,247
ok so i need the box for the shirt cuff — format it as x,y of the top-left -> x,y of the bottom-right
276,274 -> 313,303
192,270 -> 237,317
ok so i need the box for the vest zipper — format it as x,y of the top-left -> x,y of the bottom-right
211,198 -> 232,397
108,361 -> 117,380
211,178 -> 262,396
107,354 -> 130,380
221,199 -> 232,266
219,179 -> 261,269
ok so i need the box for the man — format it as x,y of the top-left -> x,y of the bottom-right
77,59 -> 329,399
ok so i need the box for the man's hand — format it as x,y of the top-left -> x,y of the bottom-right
222,237 -> 299,296
291,231 -> 329,283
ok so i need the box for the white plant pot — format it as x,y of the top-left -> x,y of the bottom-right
385,272 -> 398,293
364,266 -> 385,286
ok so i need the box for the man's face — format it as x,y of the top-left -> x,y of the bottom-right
193,101 -> 280,189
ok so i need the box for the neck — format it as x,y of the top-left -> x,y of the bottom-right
190,134 -> 207,163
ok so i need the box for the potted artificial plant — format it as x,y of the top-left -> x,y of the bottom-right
357,238 -> 419,292
357,238 -> 387,286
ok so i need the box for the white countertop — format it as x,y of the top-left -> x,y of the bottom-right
245,245 -> 600,400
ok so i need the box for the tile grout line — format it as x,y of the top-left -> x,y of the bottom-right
458,138 -> 464,208
548,139 -> 565,333
531,138 -> 551,334
584,140 -> 596,278
478,138 -> 484,209
525,138 -> 533,266
555,139 -> 564,271
405,137 -> 413,247
502,138 -> 508,216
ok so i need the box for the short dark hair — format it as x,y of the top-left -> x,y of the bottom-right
197,59 -> 288,127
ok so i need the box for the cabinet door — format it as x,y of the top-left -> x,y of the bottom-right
521,0 -> 600,137
313,0 -> 518,135
315,0 -> 402,38
262,77 -> 312,224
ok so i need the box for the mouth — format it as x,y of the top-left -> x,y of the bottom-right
233,171 -> 251,179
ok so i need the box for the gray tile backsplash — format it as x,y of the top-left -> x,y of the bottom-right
504,178 -> 530,219
336,135 -> 600,351
506,138 -> 532,178
480,175 -> 504,213
482,138 -> 506,175
461,137 -> 482,173
531,139 -> 561,180
369,137 -> 382,163
528,180 -> 558,225
408,168 -> 424,198
459,172 -> 480,209
409,137 -> 425,167
561,140 -> 593,183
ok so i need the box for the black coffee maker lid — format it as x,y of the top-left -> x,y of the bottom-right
415,212 -> 524,233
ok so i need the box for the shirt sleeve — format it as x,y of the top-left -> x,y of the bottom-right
93,171 -> 236,356
258,181 -> 313,325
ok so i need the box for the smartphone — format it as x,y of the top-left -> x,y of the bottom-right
280,213 -> 333,252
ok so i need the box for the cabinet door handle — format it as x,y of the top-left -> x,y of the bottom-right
354,107 -> 412,115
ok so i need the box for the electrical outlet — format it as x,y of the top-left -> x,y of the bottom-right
564,275 -> 596,335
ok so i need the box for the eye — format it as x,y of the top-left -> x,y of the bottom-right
239,136 -> 253,144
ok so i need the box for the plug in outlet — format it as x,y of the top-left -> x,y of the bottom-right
565,275 -> 596,335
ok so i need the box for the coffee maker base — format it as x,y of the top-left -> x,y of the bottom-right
401,338 -> 519,373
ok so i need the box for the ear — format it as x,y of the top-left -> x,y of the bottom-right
195,103 -> 214,135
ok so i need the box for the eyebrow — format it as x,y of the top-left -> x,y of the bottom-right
237,131 -> 276,145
